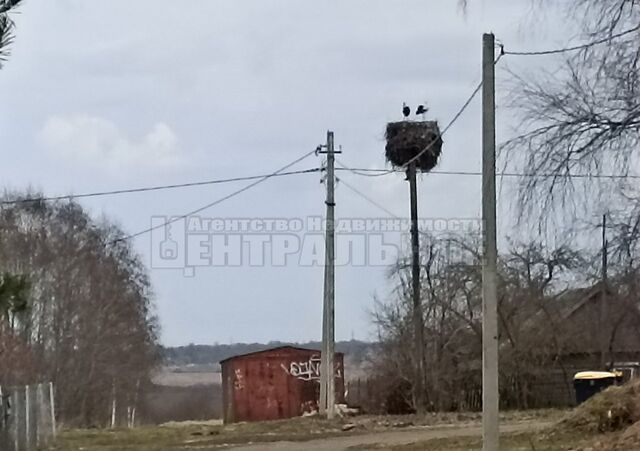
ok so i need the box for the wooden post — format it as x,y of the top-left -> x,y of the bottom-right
36,384 -> 41,449
25,385 -> 30,451
482,32 -> 499,451
13,390 -> 19,451
49,383 -> 56,438
407,161 -> 427,412
0,385 -> 4,450
110,382 -> 116,429
601,213 -> 608,369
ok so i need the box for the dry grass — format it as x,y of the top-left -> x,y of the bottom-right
580,421 -> 640,451
53,417 -> 351,450
51,410 -> 567,451
357,408 -> 566,429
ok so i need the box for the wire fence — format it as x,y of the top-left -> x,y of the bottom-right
0,383 -> 56,451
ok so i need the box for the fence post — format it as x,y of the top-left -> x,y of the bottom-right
0,383 -> 56,451
49,382 -> 56,439
0,385 -> 4,451
110,382 -> 116,429
35,385 -> 41,449
37,383 -> 50,448
24,385 -> 30,451
13,389 -> 19,451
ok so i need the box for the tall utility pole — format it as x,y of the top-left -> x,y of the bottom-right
407,161 -> 426,412
319,131 -> 336,419
482,32 -> 499,451
600,213 -> 608,368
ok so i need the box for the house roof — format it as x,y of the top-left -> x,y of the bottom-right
554,282 -> 612,320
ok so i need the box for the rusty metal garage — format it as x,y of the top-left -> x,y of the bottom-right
220,346 -> 345,423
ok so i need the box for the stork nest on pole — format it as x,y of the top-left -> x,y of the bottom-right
385,121 -> 443,172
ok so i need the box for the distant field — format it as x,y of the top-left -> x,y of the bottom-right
152,366 -> 221,387
152,358 -> 366,387
144,366 -> 223,423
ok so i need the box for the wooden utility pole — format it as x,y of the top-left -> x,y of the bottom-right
319,131 -> 336,418
600,213 -> 608,369
482,32 -> 499,451
407,161 -> 426,412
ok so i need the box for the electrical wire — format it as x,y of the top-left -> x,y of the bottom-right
336,176 -> 400,218
340,26 -> 640,178
5,162 -> 631,208
402,53 -> 504,169
110,149 -> 318,244
0,168 -> 322,205
9,21 -> 637,227
334,167 -> 640,179
337,54 -> 504,179
336,160 -> 392,178
337,176 -> 433,237
502,24 -> 640,56
401,78 -> 481,169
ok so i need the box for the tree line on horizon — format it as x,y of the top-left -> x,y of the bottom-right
161,340 -> 374,367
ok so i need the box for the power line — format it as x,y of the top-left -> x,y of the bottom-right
336,176 -> 400,218
401,53 -> 504,170
6,161 -> 630,209
336,160 -> 392,178
111,149 -> 318,244
337,176 -> 433,238
403,77 -> 483,168
334,167 -> 640,179
501,24 -> 640,56
338,54 -> 503,179
341,27 -> 640,178
0,168 -> 321,206
5,162 -> 631,208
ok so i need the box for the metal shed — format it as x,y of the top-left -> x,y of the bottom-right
220,346 -> 344,423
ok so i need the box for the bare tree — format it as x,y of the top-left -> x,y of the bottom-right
370,232 -> 590,412
0,0 -> 23,67
0,193 -> 160,426
503,1 -> 640,222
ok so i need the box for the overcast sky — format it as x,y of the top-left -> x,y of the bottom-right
0,1 -> 573,346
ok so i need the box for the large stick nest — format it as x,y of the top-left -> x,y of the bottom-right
385,121 -> 443,172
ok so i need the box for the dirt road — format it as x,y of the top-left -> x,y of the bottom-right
227,420 -> 552,451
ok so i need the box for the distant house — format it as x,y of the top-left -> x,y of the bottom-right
510,282 -> 640,407
220,346 -> 344,423
544,283 -> 640,366
347,282 -> 640,413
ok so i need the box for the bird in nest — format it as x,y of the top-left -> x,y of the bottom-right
416,104 -> 428,120
402,102 -> 410,119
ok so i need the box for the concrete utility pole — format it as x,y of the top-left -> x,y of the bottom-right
319,131 -> 336,418
482,32 -> 499,451
407,161 -> 427,412
600,213 -> 608,369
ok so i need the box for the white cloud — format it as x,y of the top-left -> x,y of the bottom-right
39,114 -> 184,173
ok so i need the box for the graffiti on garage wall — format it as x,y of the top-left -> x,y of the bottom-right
281,355 -> 321,381
233,369 -> 245,390
281,355 -> 343,381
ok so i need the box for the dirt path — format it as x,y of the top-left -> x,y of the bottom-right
227,420 -> 552,451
